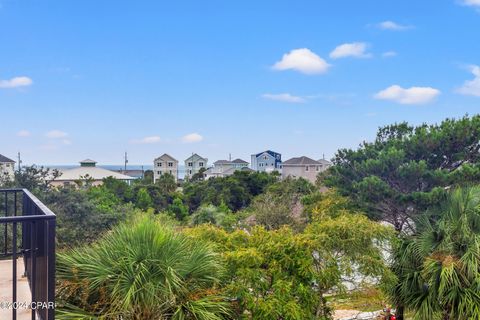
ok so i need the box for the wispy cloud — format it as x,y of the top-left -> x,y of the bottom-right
272,48 -> 330,75
0,76 -> 33,89
182,133 -> 203,143
456,65 -> 480,96
374,85 -> 440,105
17,130 -> 31,137
262,93 -> 306,103
330,42 -> 372,59
377,21 -> 414,31
460,0 -> 480,7
382,51 -> 398,58
45,130 -> 68,138
130,136 -> 162,144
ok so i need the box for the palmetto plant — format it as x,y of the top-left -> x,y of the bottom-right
56,215 -> 230,320
390,186 -> 480,320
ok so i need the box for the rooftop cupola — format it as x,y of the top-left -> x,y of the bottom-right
80,159 -> 97,167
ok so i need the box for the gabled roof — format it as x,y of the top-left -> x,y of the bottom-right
253,150 -> 281,158
154,153 -> 178,162
0,154 -> 15,163
185,153 -> 207,162
282,156 -> 321,166
232,158 -> 248,164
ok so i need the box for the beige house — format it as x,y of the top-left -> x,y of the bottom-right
184,153 -> 208,179
281,156 -> 332,183
51,159 -> 136,187
0,154 -> 15,183
154,154 -> 178,182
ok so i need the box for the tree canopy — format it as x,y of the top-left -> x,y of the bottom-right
324,115 -> 480,231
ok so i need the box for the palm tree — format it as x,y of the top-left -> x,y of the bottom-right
390,186 -> 480,320
56,215 -> 230,319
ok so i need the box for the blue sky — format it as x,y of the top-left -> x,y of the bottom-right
1,0 -> 480,165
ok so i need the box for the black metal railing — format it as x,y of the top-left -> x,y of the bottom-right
0,189 -> 56,320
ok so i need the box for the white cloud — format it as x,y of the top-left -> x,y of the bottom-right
182,133 -> 203,143
272,48 -> 330,75
456,65 -> 480,96
374,85 -> 440,105
330,42 -> 371,59
262,93 -> 306,103
382,51 -> 398,57
17,130 -> 31,137
461,0 -> 480,7
62,139 -> 72,145
0,76 -> 33,89
377,21 -> 413,31
45,130 -> 68,138
131,136 -> 162,144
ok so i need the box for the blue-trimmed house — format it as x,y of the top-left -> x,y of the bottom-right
251,150 -> 282,172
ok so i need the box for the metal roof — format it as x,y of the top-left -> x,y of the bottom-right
54,166 -> 136,181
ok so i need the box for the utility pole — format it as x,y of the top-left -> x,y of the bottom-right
17,152 -> 22,172
124,152 -> 128,172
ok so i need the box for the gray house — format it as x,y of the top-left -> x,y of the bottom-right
0,154 -> 15,182
184,153 -> 208,179
251,150 -> 282,172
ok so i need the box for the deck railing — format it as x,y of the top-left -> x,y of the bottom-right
0,189 -> 56,320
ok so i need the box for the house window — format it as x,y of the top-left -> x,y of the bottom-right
169,170 -> 172,174
305,166 -> 309,171
199,162 -> 204,167
157,171 -> 161,175
316,166 -> 320,171
263,155 -> 268,160
157,163 -> 162,167
188,162 -> 193,167
189,170 -> 192,174
168,162 -> 173,167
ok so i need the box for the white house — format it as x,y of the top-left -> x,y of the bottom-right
0,154 -> 15,183
204,158 -> 251,179
50,159 -> 136,187
184,153 -> 208,179
154,154 -> 179,182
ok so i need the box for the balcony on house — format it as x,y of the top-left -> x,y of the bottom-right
0,189 -> 56,320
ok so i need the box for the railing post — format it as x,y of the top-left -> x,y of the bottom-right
12,221 -> 17,320
47,219 -> 56,319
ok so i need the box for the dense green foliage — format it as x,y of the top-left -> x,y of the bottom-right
44,187 -> 135,247
390,187 -> 480,320
324,116 -> 480,231
186,191 -> 393,320
7,115 -> 480,319
182,171 -> 278,212
57,215 -> 230,320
